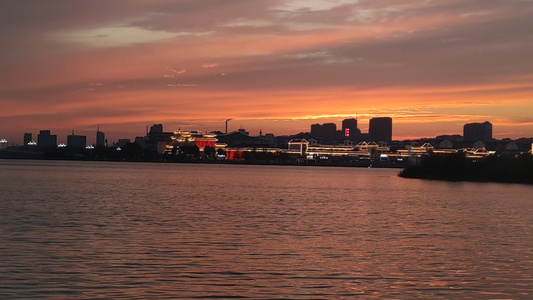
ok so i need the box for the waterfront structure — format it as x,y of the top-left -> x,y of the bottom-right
173,131 -> 217,150
463,121 -> 492,142
369,117 -> 392,142
216,131 -> 270,148
439,140 -> 454,149
23,133 -> 32,146
288,139 -> 309,155
165,130 -> 223,154
37,130 -> 57,148
290,132 -> 320,145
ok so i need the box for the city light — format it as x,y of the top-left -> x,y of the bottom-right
58,144 -> 67,148
86,145 -> 94,150
28,141 -> 37,146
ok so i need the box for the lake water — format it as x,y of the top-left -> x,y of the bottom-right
1,159 -> 532,299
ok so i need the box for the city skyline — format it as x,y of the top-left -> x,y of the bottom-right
1,1 -> 533,143
2,118 -> 517,147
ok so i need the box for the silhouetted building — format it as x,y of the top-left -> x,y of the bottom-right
436,134 -> 463,142
144,124 -> 173,153
369,117 -> 392,142
310,124 -> 322,137
216,131 -> 270,147
149,124 -> 163,134
310,123 -> 337,140
37,130 -> 57,148
341,118 -> 361,140
67,131 -> 87,149
96,130 -> 105,148
463,121 -> 492,142
117,139 -> 131,147
322,123 -> 336,140
342,118 -> 357,138
237,128 -> 249,135
23,133 -> 32,146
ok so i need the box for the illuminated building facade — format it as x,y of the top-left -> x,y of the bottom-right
342,118 -> 361,140
167,131 -> 220,154
288,139 -> 309,155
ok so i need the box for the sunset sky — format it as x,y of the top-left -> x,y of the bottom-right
1,0 -> 532,144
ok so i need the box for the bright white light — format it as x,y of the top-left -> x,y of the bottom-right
86,145 -> 95,149
116,147 -> 122,151
58,144 -> 67,148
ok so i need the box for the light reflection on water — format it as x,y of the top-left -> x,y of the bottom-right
0,160 -> 532,299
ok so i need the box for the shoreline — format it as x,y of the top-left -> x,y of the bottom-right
0,151 -> 406,169
399,152 -> 533,185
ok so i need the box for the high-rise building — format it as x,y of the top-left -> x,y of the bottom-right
369,117 -> 392,142
463,121 -> 492,142
310,123 -> 336,140
149,124 -> 163,134
342,118 -> 361,140
37,130 -> 57,148
23,133 -> 32,146
310,123 -> 322,137
67,130 -> 87,149
96,130 -> 105,148
321,123 -> 337,140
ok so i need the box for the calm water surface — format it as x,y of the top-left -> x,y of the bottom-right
0,160 -> 532,299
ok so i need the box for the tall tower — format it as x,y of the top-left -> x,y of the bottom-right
342,118 -> 359,140
369,117 -> 392,142
96,125 -> 105,148
23,133 -> 32,146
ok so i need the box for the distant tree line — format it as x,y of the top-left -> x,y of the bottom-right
399,152 -> 533,184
